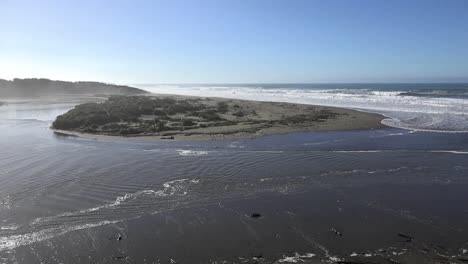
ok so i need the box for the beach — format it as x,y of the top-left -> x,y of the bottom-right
1,91 -> 468,263
3,0 -> 468,262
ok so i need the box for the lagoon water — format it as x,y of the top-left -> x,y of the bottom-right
0,91 -> 468,263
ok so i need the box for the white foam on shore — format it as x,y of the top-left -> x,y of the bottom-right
0,196 -> 11,210
0,220 -> 119,251
277,252 -> 316,263
327,256 -> 343,262
259,178 -> 273,182
32,179 -> 200,224
430,150 -> 468,155
2,178 -> 202,252
0,225 -> 19,231
142,84 -> 468,132
176,150 -> 209,156
332,150 -> 384,153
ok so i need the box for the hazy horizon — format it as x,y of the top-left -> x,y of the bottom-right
2,78 -> 468,87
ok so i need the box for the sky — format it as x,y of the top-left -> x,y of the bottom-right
1,0 -> 467,84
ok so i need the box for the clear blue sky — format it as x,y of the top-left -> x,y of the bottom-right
1,0 -> 467,84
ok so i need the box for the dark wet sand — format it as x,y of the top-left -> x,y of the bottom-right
1,98 -> 468,264
13,184 -> 468,263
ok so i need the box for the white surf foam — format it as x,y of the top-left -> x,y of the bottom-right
277,252 -> 316,263
176,150 -> 209,156
31,179 -> 200,225
0,196 -> 11,210
0,220 -> 119,251
2,179 -> 202,252
430,150 -> 468,155
142,85 -> 468,132
0,225 -> 19,231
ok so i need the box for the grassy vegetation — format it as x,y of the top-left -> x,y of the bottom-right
53,96 -> 235,135
0,78 -> 148,97
53,95 -> 340,137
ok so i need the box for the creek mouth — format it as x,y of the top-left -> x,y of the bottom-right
0,99 -> 468,263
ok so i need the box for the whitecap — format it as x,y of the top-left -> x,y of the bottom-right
176,150 -> 209,156
139,84 -> 468,132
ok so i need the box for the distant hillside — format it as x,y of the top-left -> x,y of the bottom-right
0,78 -> 148,97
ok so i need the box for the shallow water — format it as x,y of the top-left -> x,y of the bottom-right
1,99 -> 468,263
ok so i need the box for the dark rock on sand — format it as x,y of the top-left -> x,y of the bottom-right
397,233 -> 414,242
330,228 -> 343,236
250,213 -> 262,218
112,255 -> 128,260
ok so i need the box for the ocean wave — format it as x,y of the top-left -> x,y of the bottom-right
398,89 -> 468,99
141,84 -> 468,132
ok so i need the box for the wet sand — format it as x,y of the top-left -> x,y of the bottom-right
4,99 -> 468,264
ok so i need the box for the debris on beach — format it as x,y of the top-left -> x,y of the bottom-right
330,228 -> 343,236
112,255 -> 128,260
250,213 -> 262,218
397,233 -> 413,242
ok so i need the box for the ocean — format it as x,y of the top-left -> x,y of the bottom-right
0,84 -> 468,263
140,83 -> 468,132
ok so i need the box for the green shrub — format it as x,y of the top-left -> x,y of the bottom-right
217,102 -> 229,113
182,119 -> 195,126
232,111 -> 245,117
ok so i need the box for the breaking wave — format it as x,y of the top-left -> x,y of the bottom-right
141,84 -> 468,132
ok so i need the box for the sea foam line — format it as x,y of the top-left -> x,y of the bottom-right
176,150 -> 209,156
0,220 -> 120,251
2,179 -> 201,252
32,179 -> 200,224
429,150 -> 468,154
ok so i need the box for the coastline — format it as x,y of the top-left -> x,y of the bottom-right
51,94 -> 388,141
